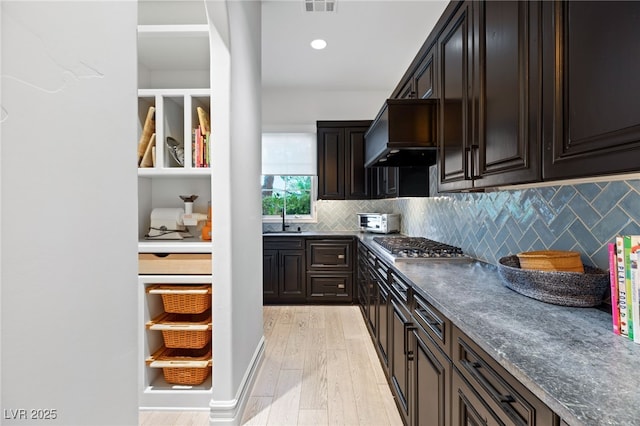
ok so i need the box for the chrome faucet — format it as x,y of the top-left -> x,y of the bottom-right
281,209 -> 289,232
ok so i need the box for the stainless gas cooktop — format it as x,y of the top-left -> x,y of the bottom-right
373,236 -> 466,261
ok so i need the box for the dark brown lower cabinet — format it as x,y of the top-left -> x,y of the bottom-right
357,243 -> 370,321
306,273 -> 352,302
452,368 -> 503,425
411,324 -> 451,426
366,260 -> 377,335
263,238 -> 305,304
452,326 -> 558,426
306,238 -> 354,302
377,279 -> 390,369
265,236 -> 355,304
391,298 -> 412,424
357,242 -> 560,426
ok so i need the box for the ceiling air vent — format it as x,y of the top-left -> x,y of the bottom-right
305,0 -> 336,12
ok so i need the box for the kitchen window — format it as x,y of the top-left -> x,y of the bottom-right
262,132 -> 317,222
261,175 -> 315,219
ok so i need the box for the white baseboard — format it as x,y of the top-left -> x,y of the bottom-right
208,336 -> 265,425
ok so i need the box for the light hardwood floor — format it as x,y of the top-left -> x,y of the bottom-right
140,305 -> 402,426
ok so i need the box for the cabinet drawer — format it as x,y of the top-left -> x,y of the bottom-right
263,237 -> 304,250
412,293 -> 451,356
306,239 -> 354,270
307,273 -> 352,301
453,326 -> 557,426
139,253 -> 212,275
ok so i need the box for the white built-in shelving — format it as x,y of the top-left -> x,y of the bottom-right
136,1 -> 214,409
137,89 -> 211,175
138,275 -> 213,410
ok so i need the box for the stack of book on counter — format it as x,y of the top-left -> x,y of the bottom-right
609,236 -> 640,344
193,106 -> 210,168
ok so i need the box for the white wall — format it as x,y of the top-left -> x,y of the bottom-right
228,0 -> 264,406
262,87 -> 389,131
207,1 -> 264,423
1,1 -> 138,425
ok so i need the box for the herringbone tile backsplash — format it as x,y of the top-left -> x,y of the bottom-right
397,167 -> 640,270
264,168 -> 640,271
263,199 -> 396,232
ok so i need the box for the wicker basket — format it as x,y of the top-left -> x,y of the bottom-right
147,346 -> 212,386
516,250 -> 584,273
146,311 -> 212,349
146,284 -> 211,314
498,255 -> 608,307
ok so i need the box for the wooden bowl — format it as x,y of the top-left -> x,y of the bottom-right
516,250 -> 584,273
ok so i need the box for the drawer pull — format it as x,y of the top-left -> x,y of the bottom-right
417,307 -> 440,326
337,284 -> 345,289
460,359 -> 518,409
337,254 -> 345,259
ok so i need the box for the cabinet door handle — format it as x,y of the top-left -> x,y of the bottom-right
464,146 -> 472,180
405,325 -> 417,360
468,144 -> 480,180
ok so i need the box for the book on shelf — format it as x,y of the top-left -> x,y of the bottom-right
197,106 -> 210,134
192,108 -> 211,168
192,128 -> 210,168
612,235 -> 640,344
623,236 -> 637,341
629,236 -> 640,344
616,237 -> 629,336
609,243 -> 620,335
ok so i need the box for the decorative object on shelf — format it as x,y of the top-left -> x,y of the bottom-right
498,255 -> 608,307
516,250 -> 584,273
166,136 -> 184,166
201,201 -> 212,241
145,195 -> 208,239
137,106 -> 155,166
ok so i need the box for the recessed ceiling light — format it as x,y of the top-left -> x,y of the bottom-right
310,39 -> 327,50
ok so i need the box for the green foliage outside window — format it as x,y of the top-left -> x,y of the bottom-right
262,175 -> 312,216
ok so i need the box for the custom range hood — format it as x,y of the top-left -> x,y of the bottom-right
364,98 -> 438,167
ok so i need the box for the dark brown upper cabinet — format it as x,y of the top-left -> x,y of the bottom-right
541,1 -> 640,180
317,121 -> 372,200
437,1 -> 473,192
474,0 -> 542,189
389,0 -> 640,191
397,49 -> 437,100
438,0 -> 541,192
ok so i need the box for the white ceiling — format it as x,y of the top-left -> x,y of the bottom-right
138,0 -> 449,94
261,0 -> 448,92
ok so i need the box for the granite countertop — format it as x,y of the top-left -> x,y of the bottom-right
262,230 -> 362,237
357,235 -> 640,426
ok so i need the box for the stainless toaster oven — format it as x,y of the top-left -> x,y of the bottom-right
357,213 -> 400,234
